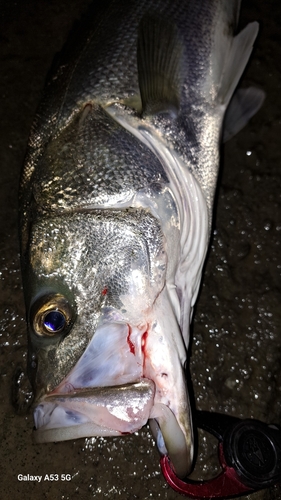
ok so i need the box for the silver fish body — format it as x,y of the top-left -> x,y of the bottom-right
20,0 -> 259,477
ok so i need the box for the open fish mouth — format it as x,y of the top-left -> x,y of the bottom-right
32,311 -> 193,478
32,319 -> 153,442
33,379 -> 155,442
33,379 -> 191,478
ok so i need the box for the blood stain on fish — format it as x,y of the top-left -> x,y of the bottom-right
127,325 -> 135,355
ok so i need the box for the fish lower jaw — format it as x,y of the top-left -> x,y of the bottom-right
33,421 -> 122,443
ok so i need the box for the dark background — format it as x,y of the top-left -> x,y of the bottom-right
0,1 -> 280,498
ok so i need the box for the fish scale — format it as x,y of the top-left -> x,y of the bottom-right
32,104 -> 168,211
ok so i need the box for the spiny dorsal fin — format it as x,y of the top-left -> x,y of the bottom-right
137,15 -> 183,118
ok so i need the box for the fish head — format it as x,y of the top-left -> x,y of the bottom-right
23,196 -> 193,475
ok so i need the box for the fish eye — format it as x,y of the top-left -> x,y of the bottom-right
43,310 -> 66,333
30,294 -> 73,337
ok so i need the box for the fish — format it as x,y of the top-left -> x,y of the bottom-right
19,0 -> 262,479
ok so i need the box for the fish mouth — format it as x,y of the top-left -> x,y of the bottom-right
33,379 -> 155,443
33,310 -> 193,477
33,380 -> 190,478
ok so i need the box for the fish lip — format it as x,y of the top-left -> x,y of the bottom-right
33,422 -> 122,443
42,380 -> 151,401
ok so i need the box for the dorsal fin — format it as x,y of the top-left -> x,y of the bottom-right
137,15 -> 183,118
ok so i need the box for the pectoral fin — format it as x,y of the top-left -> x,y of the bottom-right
223,87 -> 265,142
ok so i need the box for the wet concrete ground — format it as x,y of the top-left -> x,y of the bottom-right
0,1 -> 280,499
